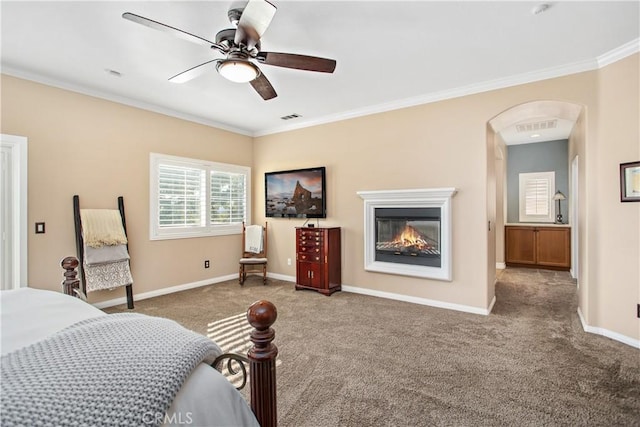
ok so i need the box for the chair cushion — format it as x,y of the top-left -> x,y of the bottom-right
239,258 -> 267,264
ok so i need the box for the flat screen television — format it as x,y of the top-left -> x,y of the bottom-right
265,166 -> 326,218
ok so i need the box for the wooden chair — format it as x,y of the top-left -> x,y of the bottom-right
239,222 -> 268,285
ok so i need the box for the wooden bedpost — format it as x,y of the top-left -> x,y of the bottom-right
61,256 -> 80,297
247,300 -> 278,427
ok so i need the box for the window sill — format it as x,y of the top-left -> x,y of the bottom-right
150,224 -> 242,241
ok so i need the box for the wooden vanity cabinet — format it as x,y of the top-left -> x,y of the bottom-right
505,225 -> 570,270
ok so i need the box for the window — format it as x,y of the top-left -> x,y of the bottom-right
150,153 -> 251,240
519,171 -> 555,222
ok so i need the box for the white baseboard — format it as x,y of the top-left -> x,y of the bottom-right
496,262 -> 506,270
267,272 -> 295,282
577,307 -> 640,349
92,273 -> 237,309
341,284 -> 494,315
93,271 -> 295,309
487,295 -> 497,314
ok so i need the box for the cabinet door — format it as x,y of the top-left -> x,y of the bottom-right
505,227 -> 536,265
536,228 -> 570,268
297,262 -> 323,288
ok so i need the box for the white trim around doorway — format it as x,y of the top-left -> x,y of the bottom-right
1,134 -> 28,289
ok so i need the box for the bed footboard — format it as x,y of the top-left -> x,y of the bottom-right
247,300 -> 278,427
60,256 -> 278,427
61,256 -> 87,300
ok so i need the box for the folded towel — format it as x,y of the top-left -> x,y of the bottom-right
245,225 -> 263,254
80,209 -> 128,248
84,244 -> 130,266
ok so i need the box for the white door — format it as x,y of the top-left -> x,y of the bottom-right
0,134 -> 28,289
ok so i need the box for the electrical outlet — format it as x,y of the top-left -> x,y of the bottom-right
204,260 -> 210,269
287,258 -> 292,266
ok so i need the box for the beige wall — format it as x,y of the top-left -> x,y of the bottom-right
255,58 -> 639,339
1,53 -> 637,341
590,54 -> 639,340
1,75 -> 253,303
254,70 -> 603,312
255,103 -> 492,309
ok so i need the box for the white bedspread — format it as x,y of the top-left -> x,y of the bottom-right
0,288 -> 259,427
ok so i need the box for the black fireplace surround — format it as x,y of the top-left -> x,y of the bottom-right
375,207 -> 441,267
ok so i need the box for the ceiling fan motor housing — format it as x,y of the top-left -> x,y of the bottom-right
215,28 -> 260,53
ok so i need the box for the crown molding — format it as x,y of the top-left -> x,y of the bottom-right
257,40 -> 639,137
597,38 -> 640,68
255,57 -> 600,137
0,66 -> 253,137
3,37 -> 638,139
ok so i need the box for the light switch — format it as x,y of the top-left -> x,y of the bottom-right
35,222 -> 45,234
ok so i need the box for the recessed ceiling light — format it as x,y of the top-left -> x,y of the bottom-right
531,133 -> 541,138
531,3 -> 551,15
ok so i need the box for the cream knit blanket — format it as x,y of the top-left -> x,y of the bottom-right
80,209 -> 128,248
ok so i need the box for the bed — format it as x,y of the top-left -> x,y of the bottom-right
1,257 -> 278,427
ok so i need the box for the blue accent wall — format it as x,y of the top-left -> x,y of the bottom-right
506,139 -> 568,223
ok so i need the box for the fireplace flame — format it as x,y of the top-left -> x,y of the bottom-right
392,225 -> 433,250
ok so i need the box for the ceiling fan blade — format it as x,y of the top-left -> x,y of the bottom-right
250,71 -> 277,100
123,12 -> 225,51
169,59 -> 220,83
256,52 -> 336,73
234,0 -> 277,50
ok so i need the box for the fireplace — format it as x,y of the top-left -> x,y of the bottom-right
375,207 -> 441,267
358,188 -> 456,281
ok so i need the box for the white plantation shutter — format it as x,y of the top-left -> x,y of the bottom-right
524,178 -> 549,216
519,171 -> 555,222
158,164 -> 206,227
210,171 -> 246,224
150,153 -> 251,240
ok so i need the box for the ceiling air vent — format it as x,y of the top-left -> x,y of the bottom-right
280,113 -> 302,121
516,120 -> 557,133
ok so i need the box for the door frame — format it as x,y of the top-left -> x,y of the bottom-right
570,155 -> 579,282
1,134 -> 28,289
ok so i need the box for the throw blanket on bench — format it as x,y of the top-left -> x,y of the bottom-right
1,313 -> 222,427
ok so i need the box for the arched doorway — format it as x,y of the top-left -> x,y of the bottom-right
486,100 -> 584,306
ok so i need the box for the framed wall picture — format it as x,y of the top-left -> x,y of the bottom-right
620,161 -> 640,202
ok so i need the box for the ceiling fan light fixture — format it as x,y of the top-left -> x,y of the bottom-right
217,60 -> 259,83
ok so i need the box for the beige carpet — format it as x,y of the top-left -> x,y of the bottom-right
106,268 -> 640,426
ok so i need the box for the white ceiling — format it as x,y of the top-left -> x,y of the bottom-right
1,1 -> 639,141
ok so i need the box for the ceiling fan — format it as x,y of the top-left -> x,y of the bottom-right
122,0 -> 337,100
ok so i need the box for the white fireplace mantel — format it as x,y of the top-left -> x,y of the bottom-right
357,188 -> 457,281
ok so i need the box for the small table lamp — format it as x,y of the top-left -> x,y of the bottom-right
552,190 -> 566,223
